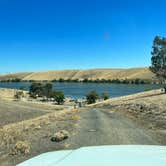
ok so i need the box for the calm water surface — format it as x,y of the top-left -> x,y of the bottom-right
0,82 -> 162,99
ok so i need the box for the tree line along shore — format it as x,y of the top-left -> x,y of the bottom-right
0,77 -> 160,84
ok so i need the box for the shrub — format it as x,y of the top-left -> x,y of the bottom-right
86,90 -> 99,104
10,141 -> 30,155
50,90 -> 65,105
14,90 -> 24,99
101,92 -> 110,100
19,86 -> 26,91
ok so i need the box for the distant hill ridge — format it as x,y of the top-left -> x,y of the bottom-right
0,67 -> 156,81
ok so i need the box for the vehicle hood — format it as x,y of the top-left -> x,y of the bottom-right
17,145 -> 166,166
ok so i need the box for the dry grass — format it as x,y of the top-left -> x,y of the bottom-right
0,72 -> 32,81
0,106 -> 79,165
72,109 -> 80,113
0,109 -> 72,151
71,114 -> 81,121
10,141 -> 30,155
90,89 -> 163,108
0,88 -> 16,100
0,68 -> 155,81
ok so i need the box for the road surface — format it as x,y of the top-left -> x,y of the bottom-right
67,108 -> 159,148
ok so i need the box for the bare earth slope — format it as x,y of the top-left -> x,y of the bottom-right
0,67 -> 155,81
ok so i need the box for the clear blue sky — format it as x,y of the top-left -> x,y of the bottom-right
0,0 -> 166,73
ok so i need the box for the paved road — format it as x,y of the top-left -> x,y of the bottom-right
67,109 -> 159,148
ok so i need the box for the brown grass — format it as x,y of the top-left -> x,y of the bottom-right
0,109 -> 72,152
10,141 -> 30,155
0,68 -> 155,81
71,114 -> 81,121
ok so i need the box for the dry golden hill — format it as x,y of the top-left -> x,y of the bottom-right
0,72 -> 32,80
0,68 -> 156,81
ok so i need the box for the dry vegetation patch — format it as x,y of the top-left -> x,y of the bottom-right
10,141 -> 30,156
0,108 -> 81,165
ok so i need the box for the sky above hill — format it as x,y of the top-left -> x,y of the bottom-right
0,0 -> 166,73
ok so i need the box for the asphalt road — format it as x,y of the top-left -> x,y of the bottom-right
67,108 -> 160,148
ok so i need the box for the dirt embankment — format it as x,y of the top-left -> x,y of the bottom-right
0,67 -> 155,81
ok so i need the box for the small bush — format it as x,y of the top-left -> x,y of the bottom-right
101,92 -> 110,100
14,90 -> 24,99
86,90 -> 99,104
10,141 -> 30,155
50,90 -> 65,105
19,86 -> 26,91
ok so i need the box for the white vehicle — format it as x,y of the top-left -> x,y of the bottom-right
18,145 -> 166,166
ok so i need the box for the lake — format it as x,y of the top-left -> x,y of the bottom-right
0,82 -> 163,99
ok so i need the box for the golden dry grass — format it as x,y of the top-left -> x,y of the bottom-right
10,141 -> 30,155
0,72 -> 32,80
89,89 -> 163,108
0,88 -> 16,100
71,114 -> 81,121
0,68 -> 155,81
0,109 -> 73,149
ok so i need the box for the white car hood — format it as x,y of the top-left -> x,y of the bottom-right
18,145 -> 166,166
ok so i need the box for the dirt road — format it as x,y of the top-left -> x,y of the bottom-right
67,108 -> 160,148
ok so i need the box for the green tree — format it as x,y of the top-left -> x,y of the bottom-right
59,78 -> 65,82
86,90 -> 99,104
101,92 -> 110,100
150,36 -> 166,82
50,90 -> 65,105
82,78 -> 89,83
43,83 -> 53,98
29,82 -> 44,97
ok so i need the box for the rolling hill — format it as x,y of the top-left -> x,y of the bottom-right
0,68 -> 156,81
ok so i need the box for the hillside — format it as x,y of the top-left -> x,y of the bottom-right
0,67 -> 156,81
0,72 -> 32,80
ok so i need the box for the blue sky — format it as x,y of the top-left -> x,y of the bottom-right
0,0 -> 166,73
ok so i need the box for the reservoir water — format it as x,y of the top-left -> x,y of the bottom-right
0,82 -> 162,99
